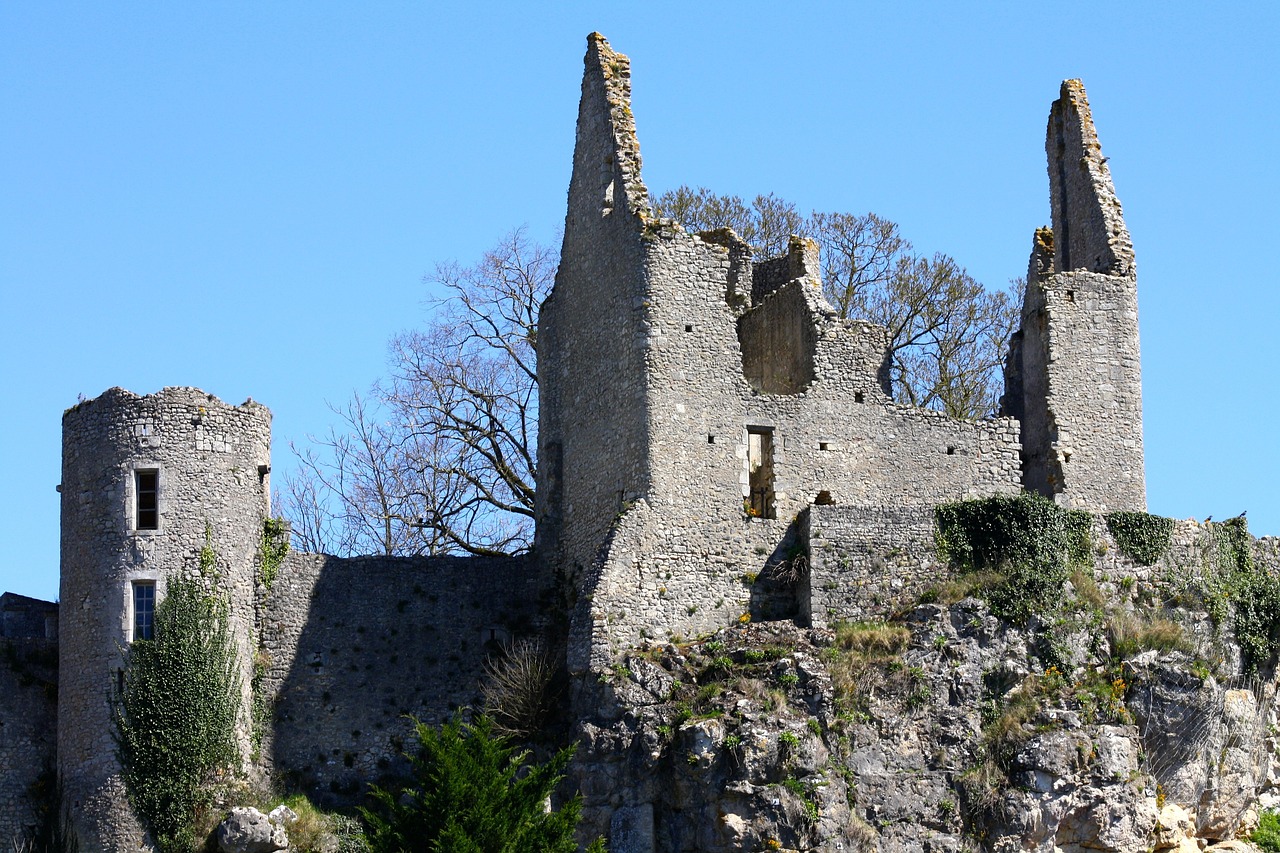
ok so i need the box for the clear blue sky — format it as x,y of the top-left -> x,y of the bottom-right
2,3 -> 1276,601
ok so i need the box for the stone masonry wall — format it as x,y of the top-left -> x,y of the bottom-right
805,508 -> 1280,639
536,33 -> 652,589
0,639 -> 57,848
259,551 -> 550,807
803,505 -> 940,626
548,36 -> 1025,674
569,223 -> 1022,672
1015,79 -> 1145,513
59,387 -> 269,851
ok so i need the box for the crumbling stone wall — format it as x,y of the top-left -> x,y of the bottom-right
258,551 -> 550,806
1007,80 -> 1145,513
545,36 -> 1023,674
536,33 -> 653,592
59,387 -> 270,851
0,638 -> 57,848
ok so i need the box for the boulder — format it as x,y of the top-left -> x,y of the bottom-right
217,806 -> 289,853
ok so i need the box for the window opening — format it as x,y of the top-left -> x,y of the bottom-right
819,441 -> 830,451
854,392 -> 865,404
133,581 -> 156,641
947,446 -> 956,455
685,324 -> 694,332
746,428 -> 775,519
135,469 -> 158,530
707,435 -> 715,444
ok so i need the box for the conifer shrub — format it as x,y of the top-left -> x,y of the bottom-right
359,714 -> 605,853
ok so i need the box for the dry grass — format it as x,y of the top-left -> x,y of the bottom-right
1107,612 -> 1191,659
921,570 -> 1005,606
1069,569 -> 1106,611
833,621 -> 910,659
828,621 -> 912,712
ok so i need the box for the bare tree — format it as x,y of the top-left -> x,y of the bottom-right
280,229 -> 553,557
280,392 -> 444,556
652,186 -> 802,258
655,186 -> 1018,419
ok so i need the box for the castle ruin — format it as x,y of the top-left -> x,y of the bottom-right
0,34 -> 1159,851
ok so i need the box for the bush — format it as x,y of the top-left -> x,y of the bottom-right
1105,511 -> 1173,566
935,493 -> 1091,623
113,575 -> 241,853
1253,809 -> 1280,853
359,714 -> 605,853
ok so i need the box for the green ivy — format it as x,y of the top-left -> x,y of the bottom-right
259,517 -> 290,590
114,575 -> 241,853
935,493 -> 1092,624
198,521 -> 217,578
1105,511 -> 1173,566
1193,517 -> 1278,675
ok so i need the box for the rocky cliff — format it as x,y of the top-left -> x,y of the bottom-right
570,510 -> 1280,853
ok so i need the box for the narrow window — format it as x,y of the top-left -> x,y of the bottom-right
685,324 -> 694,332
746,428 -> 775,519
132,581 -> 156,641
1066,290 -> 1076,303
946,446 -> 956,456
135,469 -> 158,530
854,392 -> 865,404
707,435 -> 715,444
819,441 -> 830,451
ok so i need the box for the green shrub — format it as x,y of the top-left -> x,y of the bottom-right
1253,809 -> 1280,853
935,493 -> 1091,623
113,575 -> 241,853
359,714 -> 605,853
1105,511 -> 1173,566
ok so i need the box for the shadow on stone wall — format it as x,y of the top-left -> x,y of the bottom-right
261,553 -> 554,807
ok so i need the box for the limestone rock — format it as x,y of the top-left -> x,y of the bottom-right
217,807 -> 289,853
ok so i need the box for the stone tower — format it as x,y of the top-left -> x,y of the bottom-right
539,35 -> 1022,674
59,387 -> 270,849
1003,80 -> 1146,512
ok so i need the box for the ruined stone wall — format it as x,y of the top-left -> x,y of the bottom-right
803,505 -> 940,626
548,37 -> 1024,674
0,639 -> 57,848
568,225 -> 1021,671
258,551 -> 549,806
59,387 -> 269,850
536,33 -> 652,588
1014,80 -> 1145,513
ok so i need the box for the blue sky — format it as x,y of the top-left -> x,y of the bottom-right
2,2 -> 1276,601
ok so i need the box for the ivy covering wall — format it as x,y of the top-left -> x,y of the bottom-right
935,493 -> 1091,623
113,575 -> 241,852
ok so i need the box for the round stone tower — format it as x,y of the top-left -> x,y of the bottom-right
58,387 -> 271,850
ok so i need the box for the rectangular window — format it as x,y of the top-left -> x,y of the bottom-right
746,428 -> 776,519
135,469 -> 158,530
133,582 -> 155,641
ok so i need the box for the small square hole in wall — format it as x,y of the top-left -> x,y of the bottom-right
946,446 -> 956,455
854,392 -> 865,404
685,324 -> 694,332
819,442 -> 830,451
1064,452 -> 1072,462
707,435 -> 715,444
1066,290 -> 1075,303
